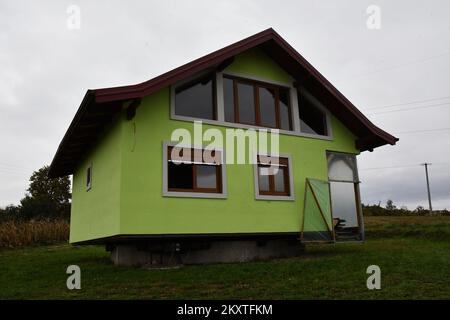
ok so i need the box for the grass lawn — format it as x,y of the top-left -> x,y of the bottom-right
1,216 -> 449,299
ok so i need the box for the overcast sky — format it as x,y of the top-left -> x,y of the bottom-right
1,0 -> 449,210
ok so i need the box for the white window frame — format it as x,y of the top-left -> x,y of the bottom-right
162,141 -> 228,199
252,152 -> 295,201
170,71 -> 333,141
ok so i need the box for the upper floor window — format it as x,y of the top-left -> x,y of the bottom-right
174,73 -> 216,120
298,89 -> 328,136
171,73 -> 332,139
223,76 -> 292,130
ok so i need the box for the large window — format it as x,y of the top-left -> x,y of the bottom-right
327,152 -> 361,240
164,145 -> 226,197
298,90 -> 328,136
172,73 -> 333,140
174,73 -> 216,120
223,76 -> 292,130
254,155 -> 294,200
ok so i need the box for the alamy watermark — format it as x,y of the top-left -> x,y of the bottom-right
66,5 -> 81,30
366,5 -> 381,30
366,265 -> 381,290
66,265 -> 81,290
170,121 -> 281,174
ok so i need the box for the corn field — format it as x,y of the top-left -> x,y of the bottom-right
0,220 -> 69,248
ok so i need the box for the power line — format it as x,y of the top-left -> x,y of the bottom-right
0,171 -> 28,176
0,163 -> 34,171
393,127 -> 450,135
432,162 -> 450,166
360,162 -> 450,171
360,164 -> 420,171
367,101 -> 450,115
366,95 -> 450,110
0,167 -> 31,173
351,49 -> 450,79
0,163 -> 34,176
335,49 -> 450,84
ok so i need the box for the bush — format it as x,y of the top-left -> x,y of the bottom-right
0,205 -> 21,223
19,196 -> 70,221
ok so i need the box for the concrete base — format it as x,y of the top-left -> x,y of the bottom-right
110,239 -> 304,267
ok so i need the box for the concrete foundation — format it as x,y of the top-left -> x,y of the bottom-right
109,239 -> 304,267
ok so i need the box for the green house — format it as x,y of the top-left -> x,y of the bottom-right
49,29 -> 397,266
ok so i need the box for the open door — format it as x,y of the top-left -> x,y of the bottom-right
327,152 -> 364,242
300,178 -> 334,242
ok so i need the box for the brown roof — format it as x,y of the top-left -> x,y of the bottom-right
48,28 -> 398,178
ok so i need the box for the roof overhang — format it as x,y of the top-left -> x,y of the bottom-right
48,28 -> 398,178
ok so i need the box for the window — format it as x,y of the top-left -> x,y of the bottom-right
223,76 -> 292,130
223,77 -> 235,122
327,152 -> 361,241
298,90 -> 328,136
86,164 -> 92,191
164,145 -> 226,198
174,73 -> 216,120
255,155 -> 294,199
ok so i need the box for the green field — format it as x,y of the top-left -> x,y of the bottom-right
1,216 -> 449,299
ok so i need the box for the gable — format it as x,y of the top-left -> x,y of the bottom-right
48,28 -> 397,178
224,47 -> 293,84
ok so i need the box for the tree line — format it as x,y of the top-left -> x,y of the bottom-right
1,165 -> 448,221
363,199 -> 450,216
0,166 -> 70,222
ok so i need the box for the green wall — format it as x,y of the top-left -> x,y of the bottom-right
70,47 -> 359,243
70,117 -> 123,243
225,47 -> 293,83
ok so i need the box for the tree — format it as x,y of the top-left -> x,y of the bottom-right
19,166 -> 71,220
413,205 -> 426,215
386,199 -> 396,211
27,166 -> 70,205
0,204 -> 20,222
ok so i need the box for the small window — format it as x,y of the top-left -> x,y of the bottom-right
174,73 -> 216,120
223,76 -> 292,130
86,164 -> 92,191
255,155 -> 292,198
298,90 -> 328,136
166,146 -> 224,195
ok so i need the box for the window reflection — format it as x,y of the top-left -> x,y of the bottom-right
175,74 -> 215,120
298,90 -> 327,136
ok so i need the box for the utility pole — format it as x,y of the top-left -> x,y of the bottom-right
421,163 -> 433,214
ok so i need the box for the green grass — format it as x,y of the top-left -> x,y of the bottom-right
1,216 -> 450,299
